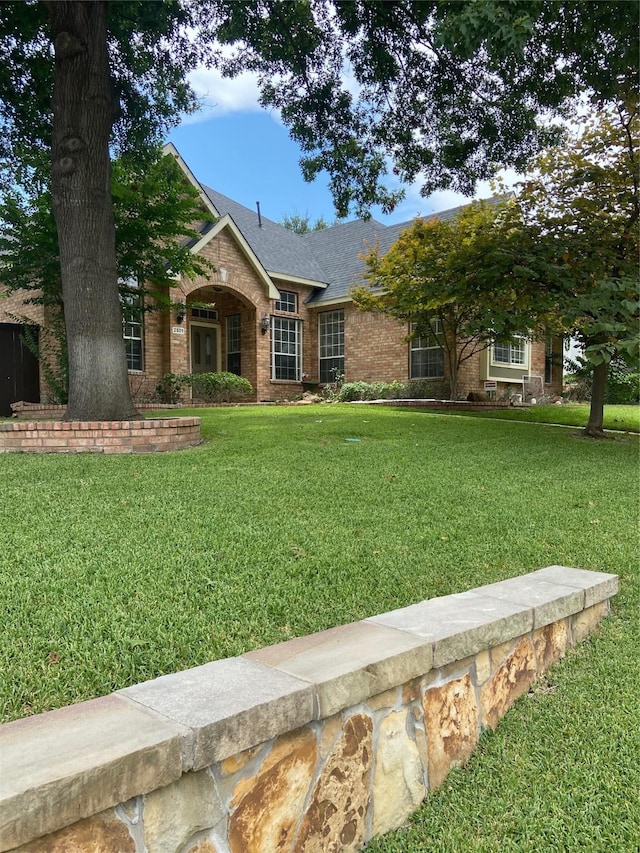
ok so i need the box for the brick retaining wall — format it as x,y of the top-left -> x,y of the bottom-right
0,417 -> 201,454
0,566 -> 618,852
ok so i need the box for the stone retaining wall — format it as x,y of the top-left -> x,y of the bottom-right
0,418 -> 201,454
0,566 -> 618,852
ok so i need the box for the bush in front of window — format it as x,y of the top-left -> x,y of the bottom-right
155,373 -> 190,404
333,379 -> 448,402
190,372 -> 253,403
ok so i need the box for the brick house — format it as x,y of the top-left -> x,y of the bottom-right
0,143 -> 562,415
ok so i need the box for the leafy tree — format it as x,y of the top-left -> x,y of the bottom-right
212,0 -> 638,216
0,1 -> 201,420
0,149 -> 213,401
2,1 -> 636,420
280,211 -> 330,234
511,105 -> 639,437
352,200 -> 556,399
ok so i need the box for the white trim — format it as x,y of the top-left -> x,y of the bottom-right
188,215 -> 281,300
162,142 -> 219,219
306,295 -> 353,308
269,271 -> 328,289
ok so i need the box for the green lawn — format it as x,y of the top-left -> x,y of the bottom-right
431,403 -> 640,433
1,405 -> 638,850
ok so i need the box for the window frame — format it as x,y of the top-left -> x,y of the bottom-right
491,336 -> 528,367
121,284 -> 144,372
409,319 -> 444,380
274,290 -> 298,313
271,316 -> 302,381
226,313 -> 241,375
318,309 -> 345,383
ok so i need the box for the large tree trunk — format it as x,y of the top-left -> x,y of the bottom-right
584,360 -> 608,438
48,1 -> 138,421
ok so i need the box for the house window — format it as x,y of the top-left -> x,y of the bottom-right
410,320 -> 444,379
319,309 -> 345,382
275,291 -> 297,313
122,287 -> 143,371
226,314 -> 241,375
493,337 -> 527,366
271,316 -> 302,380
192,307 -> 218,321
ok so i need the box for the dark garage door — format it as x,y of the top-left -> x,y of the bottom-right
0,324 -> 40,416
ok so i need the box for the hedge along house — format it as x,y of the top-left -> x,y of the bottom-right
0,143 -> 563,414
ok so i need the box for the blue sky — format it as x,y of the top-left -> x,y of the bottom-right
167,67 -> 504,228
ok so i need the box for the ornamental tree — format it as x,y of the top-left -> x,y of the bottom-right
352,200 -> 557,399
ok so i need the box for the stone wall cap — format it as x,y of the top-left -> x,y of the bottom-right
119,656 -> 315,770
367,591 -> 534,668
471,575 -> 585,628
0,694 -> 187,852
245,620 -> 433,718
530,565 -> 619,608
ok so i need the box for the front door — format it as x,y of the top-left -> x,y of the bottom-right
0,324 -> 40,416
190,324 -> 219,374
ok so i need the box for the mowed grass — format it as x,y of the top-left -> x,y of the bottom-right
436,403 -> 640,433
1,405 -> 638,850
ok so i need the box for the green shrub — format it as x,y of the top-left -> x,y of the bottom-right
190,371 -> 253,403
335,378 -> 449,402
564,356 -> 640,404
155,373 -> 190,404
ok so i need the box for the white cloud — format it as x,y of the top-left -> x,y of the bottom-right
183,67 -> 263,123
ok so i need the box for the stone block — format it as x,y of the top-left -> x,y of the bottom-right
480,636 -> 536,730
368,591 -> 533,668
0,694 -> 186,852
473,576 -> 584,628
533,620 -> 568,670
228,727 -> 318,853
372,710 -> 426,835
423,674 -> 479,790
10,809 -> 134,853
143,770 -> 223,853
296,713 -> 373,852
531,566 -> 618,609
570,600 -> 609,645
245,621 -> 432,718
120,657 -> 315,770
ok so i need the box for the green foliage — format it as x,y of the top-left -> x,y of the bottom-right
1,406 -> 637,852
212,1 -> 638,217
354,199 -> 552,398
564,356 -> 640,405
155,373 -> 191,404
189,372 -> 253,403
280,211 -> 331,234
510,105 -> 639,435
333,379 -> 447,402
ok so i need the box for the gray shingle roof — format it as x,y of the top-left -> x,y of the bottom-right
201,182 -> 492,305
202,185 -> 330,284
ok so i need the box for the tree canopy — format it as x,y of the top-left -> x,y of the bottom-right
211,0 -> 639,217
1,1 -> 637,420
353,199 -> 558,399
509,105 -> 639,436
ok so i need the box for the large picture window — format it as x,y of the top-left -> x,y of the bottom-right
271,317 -> 302,380
319,309 -> 345,382
410,320 -> 444,379
492,337 -> 527,366
122,287 -> 143,371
